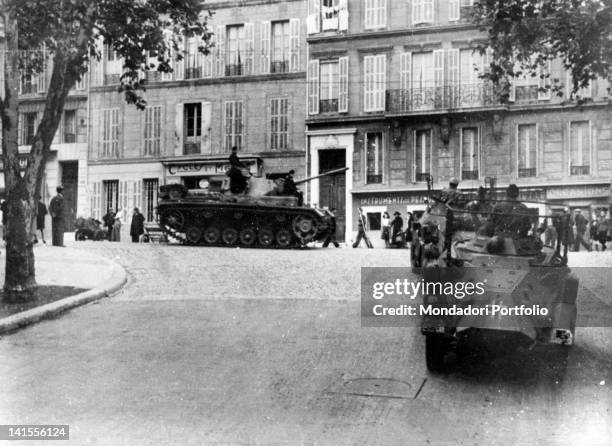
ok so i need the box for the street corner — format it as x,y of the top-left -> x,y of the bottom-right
0,247 -> 127,335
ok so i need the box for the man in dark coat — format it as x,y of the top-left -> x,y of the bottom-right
49,186 -> 66,246
572,209 -> 591,251
390,211 -> 404,247
35,195 -> 47,244
227,146 -> 249,193
130,208 -> 145,243
103,207 -> 116,241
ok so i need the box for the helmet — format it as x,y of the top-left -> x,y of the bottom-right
449,178 -> 459,187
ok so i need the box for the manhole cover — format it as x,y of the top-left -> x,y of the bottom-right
340,378 -> 415,399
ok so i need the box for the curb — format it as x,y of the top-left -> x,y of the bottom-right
0,257 -> 127,336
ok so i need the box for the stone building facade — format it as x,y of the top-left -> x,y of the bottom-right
305,0 -> 612,243
86,0 -> 308,222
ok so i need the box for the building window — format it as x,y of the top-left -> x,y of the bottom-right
365,0 -> 386,29
185,37 -> 202,79
20,112 -> 37,145
143,179 -> 159,222
226,25 -> 245,76
412,0 -> 434,25
411,51 -> 434,109
363,54 -> 386,112
460,127 -> 479,180
271,21 -> 290,73
224,101 -> 243,152
518,124 -> 537,177
270,98 -> 289,150
144,105 -> 161,156
365,132 -> 383,184
102,180 -> 119,213
63,110 -> 76,143
569,121 -> 590,175
20,73 -> 36,94
322,0 -> 340,31
184,103 -> 201,155
413,129 -> 431,182
101,108 -> 119,158
320,61 -> 339,112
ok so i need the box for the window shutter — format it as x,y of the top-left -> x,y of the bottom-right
215,25 -> 225,77
201,101 -> 212,154
37,49 -> 46,93
433,50 -> 444,88
175,103 -> 183,156
424,0 -> 434,22
538,60 -> 552,100
0,51 -> 4,100
244,22 -> 254,75
446,49 -> 459,86
289,19 -> 300,72
173,34 -> 184,80
308,59 -> 320,115
260,21 -> 270,74
338,0 -> 348,31
400,52 -> 411,92
338,56 -> 349,113
375,54 -> 386,111
508,77 -> 515,102
449,0 -> 460,21
380,0 -> 388,28
363,56 -> 372,111
161,30 -> 174,81
307,0 -> 321,34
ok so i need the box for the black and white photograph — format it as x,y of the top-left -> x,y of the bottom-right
0,0 -> 611,444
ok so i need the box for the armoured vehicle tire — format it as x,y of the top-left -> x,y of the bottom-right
276,229 -> 292,248
185,226 -> 203,244
222,228 -> 239,245
203,226 -> 221,244
425,333 -> 452,372
239,227 -> 256,246
293,215 -> 317,241
258,227 -> 274,247
75,230 -> 86,241
166,210 -> 185,231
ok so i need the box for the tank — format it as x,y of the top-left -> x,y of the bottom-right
156,167 -> 348,248
410,182 -> 578,373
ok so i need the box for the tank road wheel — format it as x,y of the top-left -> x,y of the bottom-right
276,229 -> 292,248
203,226 -> 221,244
185,226 -> 203,244
222,228 -> 239,245
165,210 -> 185,231
239,227 -> 256,247
275,214 -> 287,223
258,227 -> 274,247
292,215 -> 317,244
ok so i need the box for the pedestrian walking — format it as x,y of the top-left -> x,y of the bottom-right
322,207 -> 340,248
596,211 -> 609,251
35,195 -> 47,244
390,211 -> 404,247
111,216 -> 122,242
130,208 -> 145,243
103,207 -> 116,241
381,211 -> 390,248
543,218 -> 557,247
352,207 -> 373,248
49,186 -> 66,247
572,209 -> 591,251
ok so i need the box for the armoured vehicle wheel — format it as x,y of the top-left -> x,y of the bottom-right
75,231 -> 86,241
239,227 -> 256,246
203,226 -> 221,244
185,226 -> 202,244
258,227 -> 274,247
222,228 -> 239,245
425,333 -> 453,372
276,229 -> 292,248
275,214 -> 287,223
292,215 -> 317,242
166,210 -> 185,231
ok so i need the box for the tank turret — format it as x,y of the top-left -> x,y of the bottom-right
156,167 -> 348,248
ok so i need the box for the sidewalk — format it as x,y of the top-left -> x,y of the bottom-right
0,243 -> 126,334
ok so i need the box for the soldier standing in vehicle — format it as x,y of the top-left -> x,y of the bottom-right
353,207 -> 373,248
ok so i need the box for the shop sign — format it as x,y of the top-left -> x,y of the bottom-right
0,155 -> 29,172
359,193 -> 429,206
166,159 -> 258,176
547,185 -> 610,200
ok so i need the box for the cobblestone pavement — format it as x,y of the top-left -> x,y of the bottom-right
0,242 -> 611,445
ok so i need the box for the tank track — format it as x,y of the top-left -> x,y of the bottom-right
156,201 -> 330,249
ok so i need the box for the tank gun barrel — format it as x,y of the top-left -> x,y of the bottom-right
294,167 -> 349,185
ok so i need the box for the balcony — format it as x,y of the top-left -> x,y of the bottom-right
183,142 -> 201,155
386,84 -> 498,114
366,174 -> 383,184
415,172 -> 430,182
319,98 -> 339,113
270,60 -> 289,74
185,67 -> 202,79
462,170 -> 479,180
225,64 -> 243,77
145,70 -> 161,83
518,167 -> 537,178
63,133 -> 76,144
570,165 -> 590,176
104,74 -> 121,85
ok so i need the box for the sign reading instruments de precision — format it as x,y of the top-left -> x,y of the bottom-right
359,192 -> 428,206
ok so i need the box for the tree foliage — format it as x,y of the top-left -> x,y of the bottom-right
471,0 -> 612,99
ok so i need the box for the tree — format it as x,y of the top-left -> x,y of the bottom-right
0,0 -> 212,299
471,0 -> 612,99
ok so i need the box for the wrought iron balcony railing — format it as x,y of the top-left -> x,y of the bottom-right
570,165 -> 590,175
415,172 -> 430,182
225,64 -> 243,77
462,170 -> 479,180
386,83 -> 498,113
319,98 -> 339,113
183,142 -> 201,155
366,174 -> 383,184
145,70 -> 161,82
518,167 -> 537,178
270,60 -> 289,74
185,67 -> 202,79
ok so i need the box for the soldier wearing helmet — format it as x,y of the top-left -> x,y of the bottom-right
441,178 -> 460,204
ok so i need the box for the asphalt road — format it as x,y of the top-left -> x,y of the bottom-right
0,244 -> 610,445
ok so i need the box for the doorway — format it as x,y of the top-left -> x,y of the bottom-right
60,161 -> 78,231
318,149 -> 346,241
